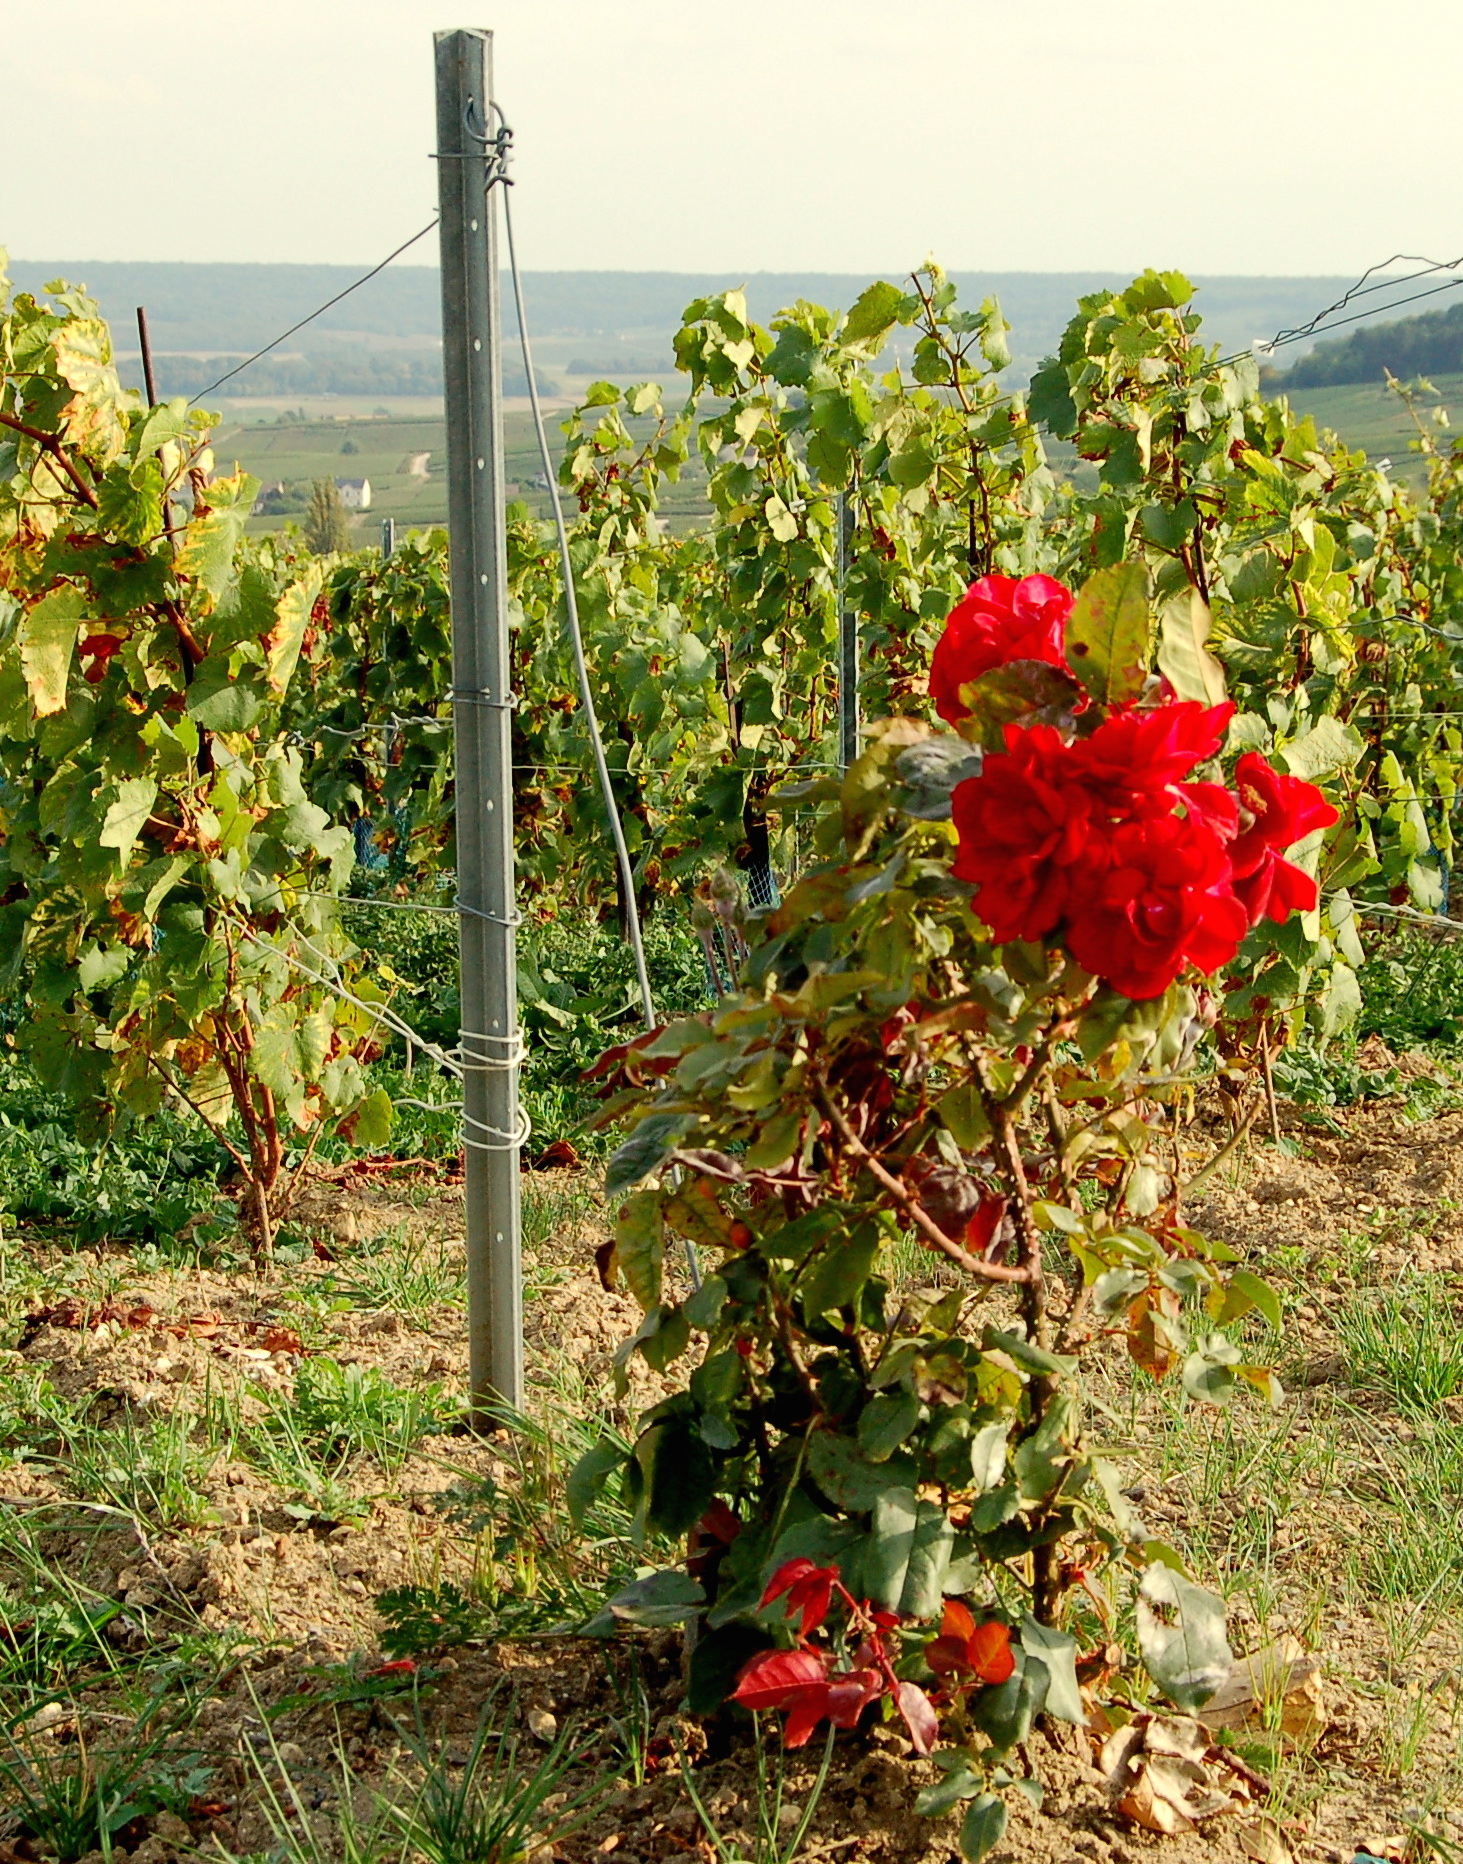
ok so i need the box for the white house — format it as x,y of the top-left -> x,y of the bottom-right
336,478 -> 372,511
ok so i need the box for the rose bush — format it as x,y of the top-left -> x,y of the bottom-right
577,559 -> 1326,1841
576,563 -> 1324,1849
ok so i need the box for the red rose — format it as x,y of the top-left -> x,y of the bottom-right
950,724 -> 1097,942
1069,701 -> 1234,817
929,574 -> 1074,725
1227,752 -> 1339,925
1065,813 -> 1249,1000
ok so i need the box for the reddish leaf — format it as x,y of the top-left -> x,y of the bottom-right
941,1598 -> 976,1643
732,1647 -> 828,1712
966,1620 -> 1016,1685
760,1558 -> 838,1637
782,1692 -> 829,1749
895,1680 -> 939,1755
964,1194 -> 1008,1255
824,1666 -> 883,1728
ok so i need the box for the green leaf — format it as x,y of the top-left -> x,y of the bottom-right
77,944 -> 131,992
1156,588 -> 1227,706
959,1795 -> 1008,1862
1182,1332 -> 1243,1404
842,279 -> 909,349
858,1391 -> 922,1461
615,1190 -> 664,1313
98,777 -> 158,863
914,1768 -> 986,1818
1227,1266 -> 1283,1331
1278,715 -> 1365,782
349,1086 -> 394,1148
1064,563 -> 1152,706
1018,1617 -> 1085,1724
799,1221 -> 878,1318
186,655 -> 264,733
806,1430 -> 916,1512
567,1441 -> 626,1529
606,1114 -> 692,1195
19,587 -> 85,717
607,1570 -> 704,1626
864,1487 -> 953,1617
1136,1562 -> 1233,1712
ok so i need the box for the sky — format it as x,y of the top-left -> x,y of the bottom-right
5,0 -> 1460,278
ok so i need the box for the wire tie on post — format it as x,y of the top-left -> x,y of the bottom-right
454,897 -> 523,929
451,686 -> 517,710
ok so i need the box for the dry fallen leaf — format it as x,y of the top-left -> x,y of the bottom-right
525,1706 -> 558,1742
1204,1636 -> 1327,1741
1236,1815 -> 1293,1864
1100,1711 -> 1248,1836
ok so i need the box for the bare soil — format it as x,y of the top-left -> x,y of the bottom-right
3,1094 -> 1462,1864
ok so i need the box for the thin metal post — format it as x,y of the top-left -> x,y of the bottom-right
381,515 -> 397,558
837,491 -> 859,770
136,307 -> 160,407
435,26 -> 523,1411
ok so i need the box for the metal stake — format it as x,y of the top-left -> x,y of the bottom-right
837,490 -> 859,771
435,26 -> 523,1411
381,515 -> 397,558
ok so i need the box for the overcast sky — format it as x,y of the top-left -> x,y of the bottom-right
6,0 -> 1459,277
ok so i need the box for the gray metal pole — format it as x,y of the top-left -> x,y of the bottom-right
380,515 -> 396,558
837,491 -> 859,771
435,26 -> 523,1411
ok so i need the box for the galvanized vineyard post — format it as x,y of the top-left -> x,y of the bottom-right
837,490 -> 859,770
435,26 -> 524,1411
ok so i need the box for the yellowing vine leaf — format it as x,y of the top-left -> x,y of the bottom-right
1065,562 -> 1152,705
19,586 -> 86,716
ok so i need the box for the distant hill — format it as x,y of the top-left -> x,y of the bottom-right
1,258 -> 1405,398
1276,297 -> 1463,389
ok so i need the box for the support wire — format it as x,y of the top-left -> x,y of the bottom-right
497,163 -> 657,1034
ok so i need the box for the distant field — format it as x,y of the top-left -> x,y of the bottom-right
1277,372 -> 1463,484
220,407 -> 712,536
221,371 -> 1459,542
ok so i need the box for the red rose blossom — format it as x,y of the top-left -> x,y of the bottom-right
929,574 -> 1074,725
1227,752 -> 1339,925
1064,813 -> 1250,1000
950,724 -> 1097,942
1069,701 -> 1234,817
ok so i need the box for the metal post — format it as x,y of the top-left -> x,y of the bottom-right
381,515 -> 397,558
136,307 -> 160,407
435,26 -> 523,1411
837,491 -> 859,770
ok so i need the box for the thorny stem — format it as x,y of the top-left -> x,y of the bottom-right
815,1084 -> 1031,1284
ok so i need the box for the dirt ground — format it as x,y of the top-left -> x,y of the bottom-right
2,1087 -> 1462,1864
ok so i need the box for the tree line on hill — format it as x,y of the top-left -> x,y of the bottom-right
1275,299 -> 1463,389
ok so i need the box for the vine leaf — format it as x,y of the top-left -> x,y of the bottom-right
19,587 -> 86,716
1157,588 -> 1227,706
1064,562 -> 1152,705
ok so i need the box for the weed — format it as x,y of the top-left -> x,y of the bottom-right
332,1226 -> 465,1316
386,1688 -> 614,1864
0,1704 -> 210,1863
1335,1275 -> 1463,1410
51,1405 -> 221,1530
678,1717 -> 836,1864
291,1356 -> 455,1466
243,1710 -> 409,1864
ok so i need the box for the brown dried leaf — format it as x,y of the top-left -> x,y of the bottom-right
1203,1635 -> 1328,1741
